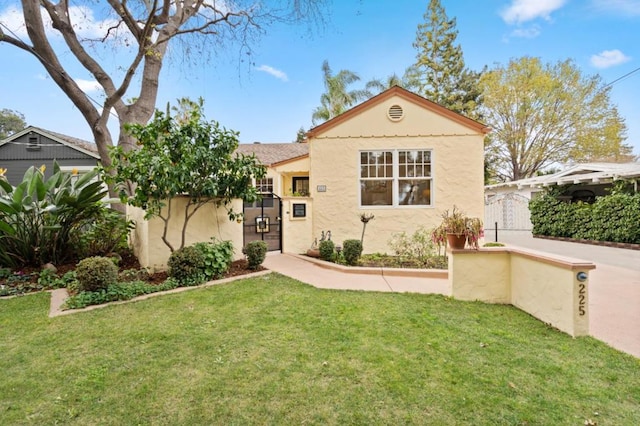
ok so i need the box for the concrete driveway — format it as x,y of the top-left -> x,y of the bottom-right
497,232 -> 640,358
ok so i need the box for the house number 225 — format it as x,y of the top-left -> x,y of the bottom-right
578,283 -> 586,316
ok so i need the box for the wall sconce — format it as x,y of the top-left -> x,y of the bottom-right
576,272 -> 587,282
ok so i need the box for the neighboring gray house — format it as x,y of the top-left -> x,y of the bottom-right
0,126 -> 100,185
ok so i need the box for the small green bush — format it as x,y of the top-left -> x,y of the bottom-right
483,242 -> 505,247
64,279 -> 180,310
70,208 -> 135,259
194,240 -> 234,280
75,256 -> 119,293
168,245 -> 206,284
243,241 -> 268,270
318,240 -> 335,261
388,226 -> 437,260
343,239 -> 363,266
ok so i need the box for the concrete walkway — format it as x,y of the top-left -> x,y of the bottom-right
264,249 -> 640,359
263,253 -> 448,295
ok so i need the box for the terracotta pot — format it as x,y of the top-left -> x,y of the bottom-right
446,233 -> 467,250
306,249 -> 320,258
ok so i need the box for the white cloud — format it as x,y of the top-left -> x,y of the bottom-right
0,5 -> 125,41
256,65 -> 288,82
500,0 -> 568,24
590,49 -> 631,68
509,25 -> 541,38
74,79 -> 103,93
591,0 -> 640,16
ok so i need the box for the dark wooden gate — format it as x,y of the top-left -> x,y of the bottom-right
243,193 -> 282,251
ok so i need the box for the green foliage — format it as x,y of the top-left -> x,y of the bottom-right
167,245 -> 206,284
318,239 -> 335,261
243,241 -> 268,270
64,279 -> 180,310
69,208 -> 134,258
483,242 -> 505,247
106,98 -> 266,252
530,190 -> 640,244
311,60 -> 372,125
0,162 -> 107,267
388,226 -> 438,260
75,257 -> 119,293
194,239 -> 234,280
408,0 -> 483,119
481,57 -> 631,181
342,239 -> 363,266
0,108 -> 26,139
37,269 -> 78,290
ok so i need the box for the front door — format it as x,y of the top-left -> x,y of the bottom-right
243,193 -> 282,251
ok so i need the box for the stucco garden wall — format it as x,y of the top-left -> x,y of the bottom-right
281,197 -> 313,254
449,248 -> 594,337
309,95 -> 485,254
127,197 -> 244,271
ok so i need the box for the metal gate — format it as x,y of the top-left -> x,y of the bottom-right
485,193 -> 532,234
243,193 -> 282,251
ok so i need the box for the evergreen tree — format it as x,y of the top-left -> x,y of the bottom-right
409,0 -> 482,119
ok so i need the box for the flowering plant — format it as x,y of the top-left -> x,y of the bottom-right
431,206 -> 484,250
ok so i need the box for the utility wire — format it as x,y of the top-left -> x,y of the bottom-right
602,66 -> 640,89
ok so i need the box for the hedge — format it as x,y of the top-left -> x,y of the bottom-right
529,192 -> 640,244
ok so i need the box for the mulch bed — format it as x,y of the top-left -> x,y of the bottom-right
1,256 -> 265,297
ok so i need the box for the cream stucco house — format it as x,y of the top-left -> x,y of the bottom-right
239,86 -> 490,255
131,86 -> 489,269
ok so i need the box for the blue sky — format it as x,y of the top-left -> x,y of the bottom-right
1,0 -> 639,156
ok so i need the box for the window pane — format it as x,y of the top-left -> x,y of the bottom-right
398,180 -> 431,205
360,180 -> 392,206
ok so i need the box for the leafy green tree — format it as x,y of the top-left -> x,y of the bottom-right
0,109 -> 26,139
312,60 -> 372,125
408,0 -> 482,118
294,126 -> 307,143
107,98 -> 266,252
480,57 -> 631,181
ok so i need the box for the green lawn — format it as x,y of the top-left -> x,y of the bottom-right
1,273 -> 638,425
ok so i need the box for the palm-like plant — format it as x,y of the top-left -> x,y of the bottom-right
311,60 -> 372,125
366,70 -> 420,96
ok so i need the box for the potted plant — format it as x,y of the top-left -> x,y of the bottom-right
431,206 -> 483,250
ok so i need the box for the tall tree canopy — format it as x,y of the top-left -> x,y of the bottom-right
481,57 -> 631,182
0,109 -> 27,139
408,0 -> 483,119
311,60 -> 372,125
0,1 -> 326,189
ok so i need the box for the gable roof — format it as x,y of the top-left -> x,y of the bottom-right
0,126 -> 100,159
237,143 -> 309,167
306,86 -> 491,138
486,162 -> 640,190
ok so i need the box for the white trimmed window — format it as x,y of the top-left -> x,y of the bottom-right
256,177 -> 273,193
360,150 -> 432,207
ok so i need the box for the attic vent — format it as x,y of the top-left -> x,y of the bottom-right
387,104 -> 404,121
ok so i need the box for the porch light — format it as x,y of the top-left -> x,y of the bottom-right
576,272 -> 587,282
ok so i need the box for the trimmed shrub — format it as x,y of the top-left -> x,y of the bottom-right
343,239 -> 363,266
168,245 -> 206,284
243,241 -> 268,270
530,191 -> 640,244
318,240 -> 335,261
70,208 -> 135,259
75,256 -> 119,292
194,240 -> 234,280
